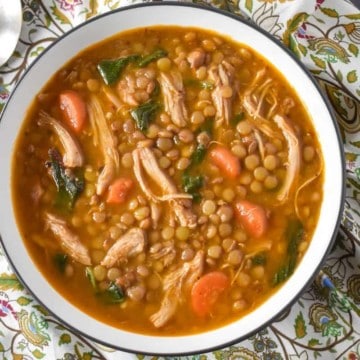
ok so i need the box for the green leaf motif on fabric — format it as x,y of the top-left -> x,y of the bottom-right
32,349 -> 46,359
346,13 -> 360,20
245,0 -> 253,12
295,312 -> 307,338
0,273 -> 24,291
33,304 -> 50,316
348,43 -> 359,57
50,2 -> 71,25
310,54 -> 327,70
0,342 -> 4,352
59,333 -> 71,345
320,7 -> 339,18
308,338 -> 321,346
298,43 -> 308,56
16,296 -> 33,306
282,12 -> 308,47
347,70 -> 358,83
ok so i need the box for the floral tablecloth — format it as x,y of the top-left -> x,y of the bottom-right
1,0 -> 360,359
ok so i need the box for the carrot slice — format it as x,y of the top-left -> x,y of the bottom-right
209,145 -> 241,179
59,90 -> 87,133
106,178 -> 134,204
234,200 -> 268,238
191,271 -> 229,317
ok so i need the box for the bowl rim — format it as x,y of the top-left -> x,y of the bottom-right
0,1 -> 346,356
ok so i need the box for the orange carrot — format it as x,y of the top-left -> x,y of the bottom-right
106,178 -> 134,204
234,200 -> 268,238
191,271 -> 229,317
59,90 -> 87,133
209,145 -> 241,179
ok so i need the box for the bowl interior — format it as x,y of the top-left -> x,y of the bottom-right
0,3 -> 344,355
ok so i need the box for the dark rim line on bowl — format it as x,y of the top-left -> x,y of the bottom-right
0,2 -> 346,356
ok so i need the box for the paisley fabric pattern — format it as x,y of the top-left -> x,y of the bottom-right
0,0 -> 359,359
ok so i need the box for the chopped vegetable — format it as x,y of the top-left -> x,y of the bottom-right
138,49 -> 168,67
209,145 -> 241,179
273,219 -> 304,285
182,173 -> 203,202
130,99 -> 161,132
99,282 -> 125,304
234,200 -> 268,238
197,116 -> 214,137
54,253 -> 68,273
85,267 -> 98,291
97,54 -> 141,85
106,177 -> 134,204
59,90 -> 87,134
47,148 -> 84,210
191,271 -> 229,317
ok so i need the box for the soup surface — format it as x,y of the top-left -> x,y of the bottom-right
12,26 -> 323,335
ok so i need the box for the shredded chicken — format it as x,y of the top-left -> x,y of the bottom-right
187,49 -> 206,69
209,61 -> 235,127
150,202 -> 162,229
273,114 -> 301,203
158,71 -> 188,127
88,95 -> 120,195
37,111 -> 84,168
101,228 -> 146,268
150,240 -> 176,267
44,212 -> 91,266
132,147 -> 197,228
242,69 -> 279,138
150,250 -> 204,328
117,74 -> 139,106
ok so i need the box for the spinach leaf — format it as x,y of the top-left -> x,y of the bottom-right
184,78 -> 214,90
230,112 -> 245,127
273,219 -> 304,286
99,282 -> 125,304
138,49 -> 168,67
47,149 -> 84,211
97,54 -> 141,85
251,252 -> 267,266
182,173 -> 203,203
130,99 -> 161,132
54,253 -> 68,274
190,144 -> 207,167
196,117 -> 214,137
85,267 -> 98,291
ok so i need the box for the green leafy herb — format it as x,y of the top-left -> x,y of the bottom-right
196,116 -> 214,137
184,78 -> 214,90
85,267 -> 98,291
190,144 -> 207,167
97,54 -> 141,85
99,282 -> 125,304
47,149 -> 84,211
138,49 -> 168,67
130,99 -> 161,132
54,253 -> 68,273
273,219 -> 304,286
252,252 -> 267,266
230,112 -> 245,127
182,173 -> 204,202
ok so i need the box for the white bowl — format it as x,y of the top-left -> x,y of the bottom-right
0,3 -> 345,356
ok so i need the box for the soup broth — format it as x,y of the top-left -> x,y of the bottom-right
12,26 -> 323,335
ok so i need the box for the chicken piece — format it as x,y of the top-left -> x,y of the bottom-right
101,228 -> 146,268
87,95 -> 120,195
38,111 -> 84,168
150,251 -> 204,328
242,69 -> 279,139
150,240 -> 176,267
117,74 -> 138,106
158,71 -> 188,127
150,202 -> 162,229
44,213 -> 91,266
273,114 -> 300,203
134,147 -> 197,228
187,49 -> 206,69
209,61 -> 235,127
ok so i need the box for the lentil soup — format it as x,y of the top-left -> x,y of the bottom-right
12,26 -> 323,335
